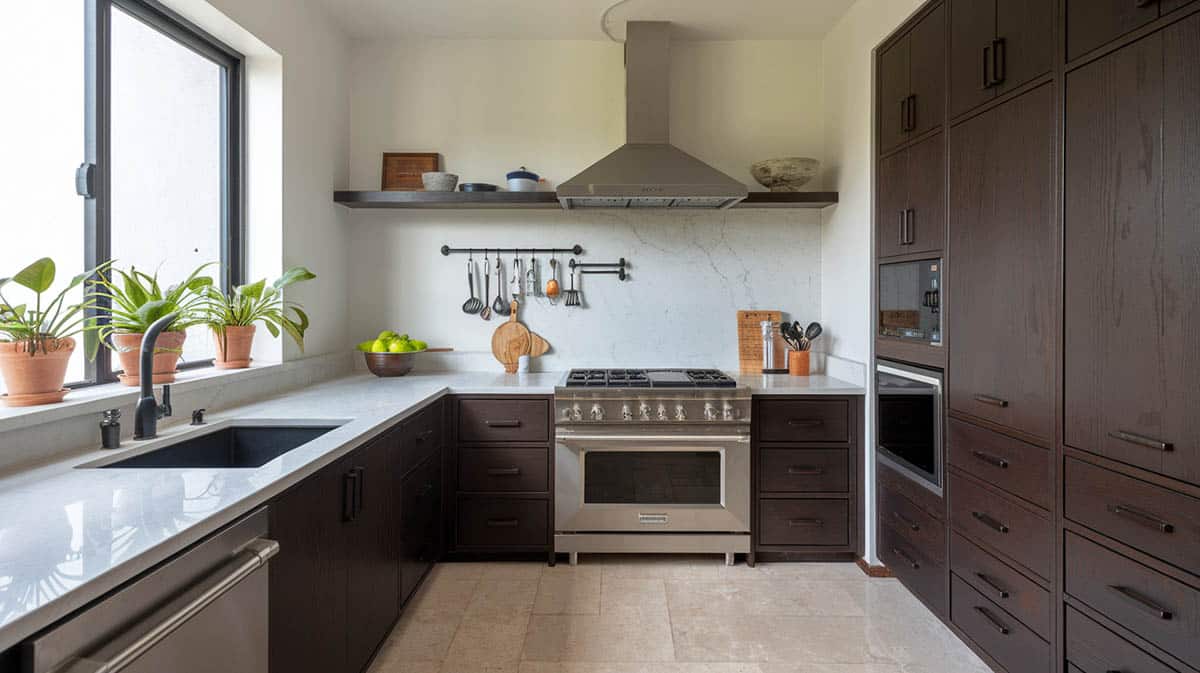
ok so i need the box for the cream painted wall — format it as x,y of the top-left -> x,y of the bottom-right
819,0 -> 925,564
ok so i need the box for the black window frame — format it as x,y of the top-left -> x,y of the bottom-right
81,0 -> 245,386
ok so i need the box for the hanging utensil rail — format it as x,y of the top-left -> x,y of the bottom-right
442,245 -> 583,256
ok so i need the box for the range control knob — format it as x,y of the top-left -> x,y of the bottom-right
704,403 -> 718,421
722,402 -> 736,421
622,404 -> 633,421
590,403 -> 606,421
657,403 -> 669,421
675,404 -> 688,422
639,402 -> 652,421
571,403 -> 583,422
562,405 -> 574,421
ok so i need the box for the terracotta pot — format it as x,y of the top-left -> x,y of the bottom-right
788,349 -> 811,377
214,325 -> 256,369
0,338 -> 75,406
112,331 -> 186,386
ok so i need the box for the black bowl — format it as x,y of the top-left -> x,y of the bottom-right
459,183 -> 498,192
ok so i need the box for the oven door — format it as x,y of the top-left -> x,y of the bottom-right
555,428 -> 751,534
876,361 -> 943,494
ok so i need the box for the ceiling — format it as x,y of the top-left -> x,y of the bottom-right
314,0 -> 859,41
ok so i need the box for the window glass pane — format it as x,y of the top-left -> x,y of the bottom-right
110,6 -> 223,367
0,4 -> 87,391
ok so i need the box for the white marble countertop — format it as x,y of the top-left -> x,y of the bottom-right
0,369 -> 861,650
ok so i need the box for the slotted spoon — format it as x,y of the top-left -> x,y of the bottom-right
462,259 -> 484,314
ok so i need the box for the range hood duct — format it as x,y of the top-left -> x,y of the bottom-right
557,22 -> 748,210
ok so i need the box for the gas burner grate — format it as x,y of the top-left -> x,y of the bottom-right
564,368 -> 737,388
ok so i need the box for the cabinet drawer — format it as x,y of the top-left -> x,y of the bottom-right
880,481 -> 946,564
1066,605 -> 1183,673
880,519 -> 946,617
951,575 -> 1051,673
951,532 -> 1051,638
457,498 -> 548,548
458,447 -> 549,493
458,399 -> 550,444
948,418 -> 1052,510
1065,532 -> 1200,665
758,499 -> 849,547
949,472 -> 1052,580
759,448 -> 849,493
757,399 -> 850,443
1065,457 -> 1200,574
401,402 -> 442,476
878,459 -> 945,521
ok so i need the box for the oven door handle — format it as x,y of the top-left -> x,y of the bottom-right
556,434 -> 750,444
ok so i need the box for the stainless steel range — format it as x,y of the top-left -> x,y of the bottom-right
554,369 -> 752,565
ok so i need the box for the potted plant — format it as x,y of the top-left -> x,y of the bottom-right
202,266 -> 316,369
91,264 -> 214,386
0,258 -> 108,406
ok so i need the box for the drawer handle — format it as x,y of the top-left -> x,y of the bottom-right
787,518 -> 824,528
1108,430 -> 1172,452
787,418 -> 825,428
486,518 -> 520,528
485,419 -> 522,428
415,429 -> 435,442
971,511 -> 1010,534
1108,585 -> 1173,620
1135,0 -> 1158,7
970,450 -> 1010,469
891,547 -> 920,570
892,511 -> 920,532
973,605 -> 1011,635
973,394 -> 1009,408
786,465 -> 825,476
1108,503 -> 1174,534
487,467 -> 521,476
975,572 -> 1010,600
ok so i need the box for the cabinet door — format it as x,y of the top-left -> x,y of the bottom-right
876,150 -> 910,259
909,4 -> 946,138
949,85 -> 1055,444
269,459 -> 350,673
1066,0 -> 1160,60
905,132 -> 945,255
1067,20 -> 1200,485
994,0 -> 1054,96
950,0 -> 997,117
879,37 -> 911,154
400,454 -> 442,604
346,437 -> 401,673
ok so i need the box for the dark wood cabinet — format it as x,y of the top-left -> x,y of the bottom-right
949,0 -> 1053,118
947,418 -> 1052,510
1065,605 -> 1187,673
1064,17 -> 1200,487
879,510 -> 948,617
1067,0 -> 1161,59
951,532 -> 1051,638
949,470 -> 1052,581
876,461 -> 948,617
948,84 -> 1055,446
950,575 -> 1052,673
877,132 -> 945,258
878,3 -> 945,154
400,453 -> 442,604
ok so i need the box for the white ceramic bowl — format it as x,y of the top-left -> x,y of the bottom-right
421,172 -> 459,191
750,158 -> 820,192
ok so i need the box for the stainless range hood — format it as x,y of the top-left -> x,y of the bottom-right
557,22 -> 748,210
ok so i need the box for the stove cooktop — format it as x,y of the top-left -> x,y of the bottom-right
563,368 -> 738,388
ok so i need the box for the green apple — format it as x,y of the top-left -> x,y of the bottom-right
377,330 -> 397,341
370,338 -> 390,353
410,340 -> 428,351
387,340 -> 406,353
356,340 -> 373,352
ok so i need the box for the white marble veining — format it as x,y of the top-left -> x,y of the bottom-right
0,369 -> 861,650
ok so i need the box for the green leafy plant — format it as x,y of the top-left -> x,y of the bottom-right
0,258 -> 111,354
89,264 -> 215,350
202,266 -> 316,351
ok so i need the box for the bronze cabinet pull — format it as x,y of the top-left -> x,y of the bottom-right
487,467 -> 521,476
1108,430 -> 1172,452
786,465 -> 825,476
1107,503 -> 1174,533
787,518 -> 824,527
486,518 -> 520,528
891,547 -> 920,569
892,510 -> 920,532
971,510 -> 1010,534
973,394 -> 1009,408
787,418 -> 824,428
974,605 -> 1011,635
415,429 -> 435,442
975,572 -> 1010,600
970,450 -> 1010,469
1108,585 -> 1173,620
485,419 -> 522,428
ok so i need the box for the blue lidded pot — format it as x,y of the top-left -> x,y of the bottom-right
506,166 -> 539,192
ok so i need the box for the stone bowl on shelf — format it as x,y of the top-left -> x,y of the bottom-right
750,158 -> 820,192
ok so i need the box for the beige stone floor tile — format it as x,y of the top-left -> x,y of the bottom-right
408,578 -> 479,617
671,613 -> 874,663
665,580 -> 808,616
534,571 -> 602,615
522,613 -> 675,662
757,665 -> 906,673
444,615 -> 530,667
519,664 -> 765,673
434,563 -> 488,581
465,580 -> 539,619
755,562 -> 870,581
384,611 -> 462,662
862,615 -> 991,672
440,663 -> 520,673
599,578 -> 669,617
367,643 -> 444,673
480,562 -> 546,580
593,554 -> 723,580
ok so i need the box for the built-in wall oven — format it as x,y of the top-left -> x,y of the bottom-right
876,360 -> 943,494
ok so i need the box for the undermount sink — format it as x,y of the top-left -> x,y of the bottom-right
85,423 -> 343,469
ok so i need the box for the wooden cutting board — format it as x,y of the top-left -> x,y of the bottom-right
529,332 -> 551,358
492,300 -> 531,373
737,309 -> 783,373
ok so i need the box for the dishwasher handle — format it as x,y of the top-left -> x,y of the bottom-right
66,538 -> 279,673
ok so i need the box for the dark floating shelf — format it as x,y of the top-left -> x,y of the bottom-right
333,190 -> 838,210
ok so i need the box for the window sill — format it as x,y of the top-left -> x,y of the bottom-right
0,362 -> 285,435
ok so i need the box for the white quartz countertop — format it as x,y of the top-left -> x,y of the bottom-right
0,369 -> 861,650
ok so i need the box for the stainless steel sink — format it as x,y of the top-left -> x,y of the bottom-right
83,422 -> 344,469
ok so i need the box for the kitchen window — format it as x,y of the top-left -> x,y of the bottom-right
0,0 -> 243,389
